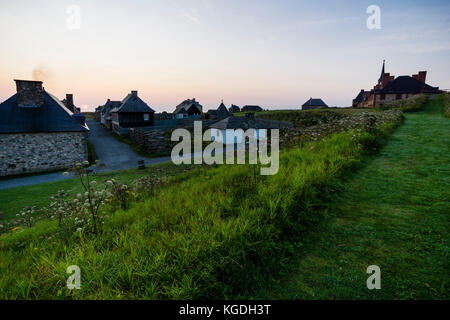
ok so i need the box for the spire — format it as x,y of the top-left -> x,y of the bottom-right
378,59 -> 385,85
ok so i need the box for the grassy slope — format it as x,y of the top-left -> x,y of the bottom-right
0,122 -> 397,299
260,96 -> 449,299
0,162 -> 195,221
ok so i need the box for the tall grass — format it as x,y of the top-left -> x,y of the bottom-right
442,93 -> 450,118
0,121 -> 399,299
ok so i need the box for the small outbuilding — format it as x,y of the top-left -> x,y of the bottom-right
229,104 -> 240,113
301,98 -> 328,110
173,98 -> 203,119
110,90 -> 155,135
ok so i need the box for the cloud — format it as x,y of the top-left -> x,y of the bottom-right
169,0 -> 201,25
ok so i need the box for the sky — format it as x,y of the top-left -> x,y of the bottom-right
0,0 -> 449,112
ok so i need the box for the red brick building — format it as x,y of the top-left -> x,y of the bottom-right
352,61 -> 441,108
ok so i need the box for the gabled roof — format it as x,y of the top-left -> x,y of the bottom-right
242,105 -> 262,112
174,98 -> 202,114
101,100 -> 121,116
353,90 -> 370,103
111,92 -> 155,113
229,104 -> 240,112
302,98 -> 328,107
217,102 -> 230,119
376,76 -> 440,94
0,91 -> 89,133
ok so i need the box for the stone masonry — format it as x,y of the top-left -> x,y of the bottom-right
0,132 -> 88,176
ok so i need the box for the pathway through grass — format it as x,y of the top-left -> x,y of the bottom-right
261,96 -> 449,299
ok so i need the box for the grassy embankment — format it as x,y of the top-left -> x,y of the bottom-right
0,163 -> 197,222
258,94 -> 449,299
0,107 -> 401,299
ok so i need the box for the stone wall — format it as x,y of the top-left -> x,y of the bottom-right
130,128 -> 169,154
0,132 -> 88,176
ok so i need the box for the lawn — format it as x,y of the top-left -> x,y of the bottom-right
258,95 -> 449,299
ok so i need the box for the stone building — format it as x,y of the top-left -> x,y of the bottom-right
352,60 -> 442,108
0,80 -> 89,176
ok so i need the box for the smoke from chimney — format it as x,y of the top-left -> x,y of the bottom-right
32,64 -> 52,82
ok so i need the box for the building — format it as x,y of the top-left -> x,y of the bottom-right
110,90 -> 155,135
302,98 -> 328,110
0,80 -> 89,176
209,113 -> 292,144
352,60 -> 442,108
173,98 -> 203,119
229,104 -> 240,113
100,99 -> 121,129
241,105 -> 263,112
217,101 -> 231,120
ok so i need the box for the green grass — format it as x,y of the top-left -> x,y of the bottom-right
1,97 -> 445,300
0,162 -> 197,222
87,141 -> 98,164
0,119 -> 396,299
258,94 -> 450,299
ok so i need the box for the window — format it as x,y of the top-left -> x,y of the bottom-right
143,113 -> 149,121
380,93 -> 386,100
396,93 -> 402,100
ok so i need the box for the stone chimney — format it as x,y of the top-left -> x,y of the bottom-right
413,71 -> 427,83
14,79 -> 44,108
65,94 -> 75,112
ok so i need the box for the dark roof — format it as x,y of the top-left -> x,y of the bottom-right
210,115 -> 292,130
229,104 -> 240,112
302,98 -> 328,107
378,60 -> 385,85
174,98 -> 202,114
217,102 -> 230,119
353,90 -> 370,104
207,110 -> 217,115
0,91 -> 89,133
101,100 -> 121,116
376,76 -> 440,94
111,92 -> 155,113
242,105 -> 262,112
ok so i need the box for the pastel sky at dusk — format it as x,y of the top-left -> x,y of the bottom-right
0,0 -> 449,112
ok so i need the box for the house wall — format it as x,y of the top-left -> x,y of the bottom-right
0,132 -> 88,176
375,93 -> 415,106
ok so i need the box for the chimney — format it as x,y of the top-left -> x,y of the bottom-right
131,90 -> 138,96
417,71 -> 427,83
14,79 -> 44,108
65,94 -> 74,112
